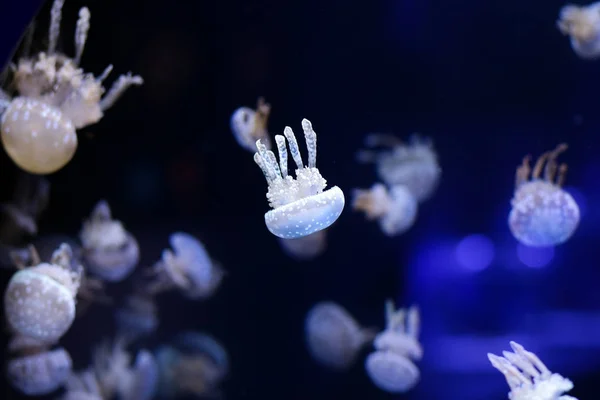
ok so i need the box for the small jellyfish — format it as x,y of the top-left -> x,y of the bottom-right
508,144 -> 579,247
352,183 -> 418,236
488,341 -> 578,400
115,293 -> 159,343
305,301 -> 376,370
80,200 -> 140,282
4,243 -> 81,342
7,345 -> 73,395
357,133 -> 440,202
230,97 -> 272,151
365,300 -> 422,393
557,2 -> 600,59
253,119 -> 345,239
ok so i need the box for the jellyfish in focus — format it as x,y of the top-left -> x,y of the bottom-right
508,144 -> 579,247
0,0 -> 143,174
365,300 -> 422,393
278,229 -> 327,260
357,133 -> 440,203
488,341 -> 578,400
352,183 -> 418,236
230,97 -> 272,151
305,301 -> 376,370
253,119 -> 345,239
557,2 -> 600,59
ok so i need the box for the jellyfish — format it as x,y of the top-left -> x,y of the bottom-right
0,0 -> 143,174
488,341 -> 578,400
352,183 -> 418,236
80,200 -> 140,282
4,243 -> 81,342
230,97 -> 272,151
278,229 -> 328,260
115,293 -> 159,343
61,369 -> 104,400
305,301 -> 376,370
365,299 -> 422,393
557,2 -> 600,59
508,144 -> 579,247
253,119 -> 345,239
357,133 -> 440,203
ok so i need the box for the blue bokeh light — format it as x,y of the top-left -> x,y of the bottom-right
455,234 -> 495,272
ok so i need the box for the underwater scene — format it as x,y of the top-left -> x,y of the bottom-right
0,0 -> 599,399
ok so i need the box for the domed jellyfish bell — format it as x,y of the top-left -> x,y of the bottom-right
230,97 -> 272,151
557,2 -> 600,59
278,229 -> 327,261
253,118 -> 345,239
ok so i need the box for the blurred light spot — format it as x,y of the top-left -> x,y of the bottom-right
516,244 -> 554,268
123,162 -> 162,210
455,234 -> 495,271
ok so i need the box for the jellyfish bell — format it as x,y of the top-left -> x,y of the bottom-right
230,97 -> 271,151
365,351 -> 420,393
7,346 -> 73,395
557,2 -> 600,59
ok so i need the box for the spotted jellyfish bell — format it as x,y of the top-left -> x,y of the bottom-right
557,2 -> 600,59
230,97 -> 272,151
488,341 -> 578,400
253,119 -> 345,239
305,301 -> 377,370
4,243 -> 81,342
365,300 -> 423,393
508,144 -> 580,247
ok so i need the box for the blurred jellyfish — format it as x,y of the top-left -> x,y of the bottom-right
61,369 -> 104,400
253,119 -> 345,239
365,300 -> 422,393
508,144 -> 580,247
4,243 -> 81,342
352,183 -> 418,236
305,301 -> 376,370
357,133 -> 440,202
230,97 -> 272,151
278,229 -> 327,260
557,2 -> 600,59
144,232 -> 224,299
115,293 -> 159,343
80,200 -> 140,282
488,341 -> 578,400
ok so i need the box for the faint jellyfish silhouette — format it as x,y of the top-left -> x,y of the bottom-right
278,229 -> 327,260
557,2 -> 600,59
305,301 -> 376,370
253,119 -> 345,239
61,369 -> 104,400
365,299 -> 422,393
508,144 -> 580,247
230,97 -> 272,151
115,293 -> 159,343
488,341 -> 578,400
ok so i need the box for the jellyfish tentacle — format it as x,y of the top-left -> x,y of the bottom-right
255,140 -> 280,182
557,164 -> 568,187
406,306 -> 420,338
532,151 -> 550,179
283,126 -> 304,169
302,118 -> 317,168
48,0 -> 65,54
543,143 -> 568,182
74,7 -> 90,64
515,155 -> 531,189
275,135 -> 288,177
265,151 -> 281,179
253,153 -> 274,183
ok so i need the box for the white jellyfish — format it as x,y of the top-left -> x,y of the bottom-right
508,144 -> 580,247
365,299 -> 422,393
488,341 -> 578,400
253,119 -> 345,239
305,301 -> 376,370
278,229 -> 328,260
557,2 -> 600,59
230,97 -> 272,151
352,183 -> 418,236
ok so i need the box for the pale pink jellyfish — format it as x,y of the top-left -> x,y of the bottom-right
278,229 -> 328,260
508,144 -> 579,247
557,2 -> 600,59
488,341 -> 578,400
253,119 -> 345,239
230,97 -> 272,151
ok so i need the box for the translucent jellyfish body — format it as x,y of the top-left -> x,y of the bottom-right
230,97 -> 272,151
278,229 -> 327,260
254,119 -> 345,239
557,2 -> 600,59
488,341 -> 578,400
4,243 -> 81,342
7,345 -> 73,395
357,133 -> 440,203
80,200 -> 140,281
365,300 -> 422,393
352,183 -> 418,236
115,294 -> 159,343
0,0 -> 143,174
508,144 -> 579,247
61,369 -> 104,400
305,301 -> 376,370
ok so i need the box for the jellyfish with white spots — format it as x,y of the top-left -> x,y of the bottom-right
278,229 -> 328,260
352,183 -> 418,236
253,119 -> 345,239
508,144 -> 580,247
365,299 -> 422,393
230,97 -> 272,151
488,341 -> 578,400
557,2 -> 600,59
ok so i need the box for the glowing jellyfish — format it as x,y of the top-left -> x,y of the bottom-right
0,0 -> 143,174
278,229 -> 327,260
365,300 -> 422,393
7,345 -> 73,395
488,341 -> 578,400
4,243 -> 81,342
80,200 -> 140,282
357,133 -> 441,202
230,97 -> 272,151
253,119 -> 345,239
352,183 -> 418,236
305,301 -> 376,370
557,2 -> 600,59
508,144 -> 580,247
